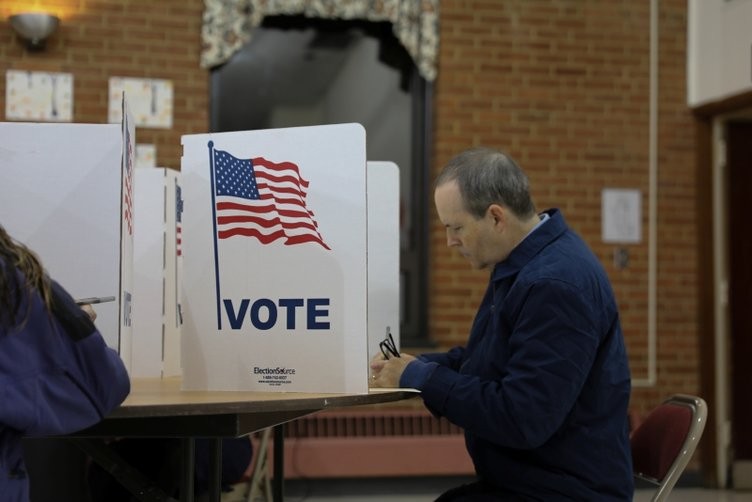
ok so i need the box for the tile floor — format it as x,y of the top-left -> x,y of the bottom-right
216,476 -> 752,502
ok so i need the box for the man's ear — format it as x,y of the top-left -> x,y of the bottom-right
487,204 -> 505,227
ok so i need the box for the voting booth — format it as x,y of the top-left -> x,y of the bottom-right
0,112 -> 135,370
366,161 -> 401,362
131,167 -> 183,378
0,117 -> 400,391
181,123 -> 372,393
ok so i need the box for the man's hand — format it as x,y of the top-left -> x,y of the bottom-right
370,352 -> 415,388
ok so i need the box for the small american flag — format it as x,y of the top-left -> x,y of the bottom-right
123,127 -> 134,235
212,149 -> 330,250
175,183 -> 183,257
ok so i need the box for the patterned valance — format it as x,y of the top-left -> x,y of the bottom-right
201,0 -> 439,81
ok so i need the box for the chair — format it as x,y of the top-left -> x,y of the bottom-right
245,428 -> 273,502
630,394 -> 708,502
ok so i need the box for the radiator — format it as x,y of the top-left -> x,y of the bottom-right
263,408 -> 474,478
284,408 -> 463,439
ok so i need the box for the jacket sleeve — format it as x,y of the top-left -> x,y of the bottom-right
399,347 -> 466,391
415,346 -> 466,369
0,276 -> 130,437
414,279 -> 602,450
400,346 -> 466,417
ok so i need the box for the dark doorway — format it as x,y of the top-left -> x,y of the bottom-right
209,15 -> 431,345
728,121 -> 752,466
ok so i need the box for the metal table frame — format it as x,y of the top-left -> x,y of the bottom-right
71,378 -> 417,502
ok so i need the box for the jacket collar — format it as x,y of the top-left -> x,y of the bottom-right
490,208 -> 568,283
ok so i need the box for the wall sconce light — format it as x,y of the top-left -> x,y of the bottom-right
9,12 -> 60,51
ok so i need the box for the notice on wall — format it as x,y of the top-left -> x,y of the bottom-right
108,77 -> 173,128
602,188 -> 642,244
5,70 -> 73,122
136,143 -> 157,168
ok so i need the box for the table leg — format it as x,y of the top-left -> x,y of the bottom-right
207,438 -> 222,502
273,424 -> 284,502
180,438 -> 195,502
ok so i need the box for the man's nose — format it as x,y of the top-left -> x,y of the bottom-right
446,233 -> 460,247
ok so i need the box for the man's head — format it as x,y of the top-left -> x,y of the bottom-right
434,147 -> 538,269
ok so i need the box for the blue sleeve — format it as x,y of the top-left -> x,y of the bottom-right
400,359 -> 438,389
400,346 -> 465,416
400,346 -> 465,389
0,277 -> 130,436
416,345 -> 465,369
418,280 -> 601,449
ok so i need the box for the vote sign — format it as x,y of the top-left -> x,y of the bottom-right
180,124 -> 368,393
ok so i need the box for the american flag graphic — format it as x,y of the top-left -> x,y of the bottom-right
211,148 -> 330,250
175,183 -> 183,257
122,290 -> 132,328
123,127 -> 134,235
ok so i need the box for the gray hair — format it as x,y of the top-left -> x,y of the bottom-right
434,147 -> 536,219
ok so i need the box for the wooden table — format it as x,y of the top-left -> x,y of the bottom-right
72,378 -> 418,502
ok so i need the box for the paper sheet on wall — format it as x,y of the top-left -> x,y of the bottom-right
5,70 -> 73,122
109,77 -> 173,128
602,188 -> 642,244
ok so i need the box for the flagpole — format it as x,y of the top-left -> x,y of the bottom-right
174,178 -> 181,329
118,101 -> 128,355
208,141 -> 222,330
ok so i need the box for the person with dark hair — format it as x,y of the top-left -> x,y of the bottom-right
0,224 -> 130,502
371,147 -> 633,500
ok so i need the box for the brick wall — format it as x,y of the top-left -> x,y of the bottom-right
0,0 -> 207,169
431,0 -> 697,418
0,0 -> 697,434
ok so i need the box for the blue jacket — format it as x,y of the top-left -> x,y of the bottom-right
0,266 -> 130,502
402,209 -> 633,501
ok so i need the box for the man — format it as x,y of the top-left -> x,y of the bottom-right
371,147 -> 633,501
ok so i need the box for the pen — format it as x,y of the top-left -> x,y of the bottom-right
75,296 -> 116,305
